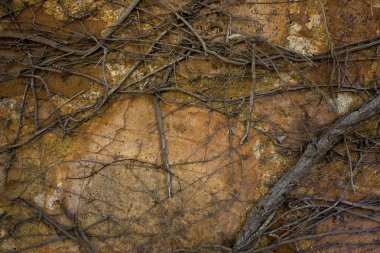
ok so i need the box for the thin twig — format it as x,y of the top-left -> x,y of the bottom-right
241,45 -> 256,144
153,95 -> 172,198
344,136 -> 356,192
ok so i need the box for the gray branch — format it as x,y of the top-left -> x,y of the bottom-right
233,93 -> 380,252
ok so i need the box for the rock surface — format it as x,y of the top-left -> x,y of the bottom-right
1,0 -> 380,252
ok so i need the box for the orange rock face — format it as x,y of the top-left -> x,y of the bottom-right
1,0 -> 380,252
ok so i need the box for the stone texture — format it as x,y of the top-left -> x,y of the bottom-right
1,0 -> 380,252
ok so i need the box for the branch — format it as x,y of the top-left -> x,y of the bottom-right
241,45 -> 256,144
82,0 -> 142,57
153,95 -> 172,198
233,93 -> 380,252
0,32 -> 90,56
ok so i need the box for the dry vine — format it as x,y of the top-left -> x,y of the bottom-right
0,0 -> 379,252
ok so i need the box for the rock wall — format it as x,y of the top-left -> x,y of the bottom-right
0,0 -> 380,252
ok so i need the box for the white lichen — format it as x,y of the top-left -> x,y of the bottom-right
106,63 -> 129,83
34,194 -> 46,206
252,139 -> 261,159
46,182 -> 63,210
289,23 -> 302,34
287,22 -> 318,55
33,182 -> 63,210
287,35 -> 317,55
335,93 -> 354,114
305,14 -> 321,30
